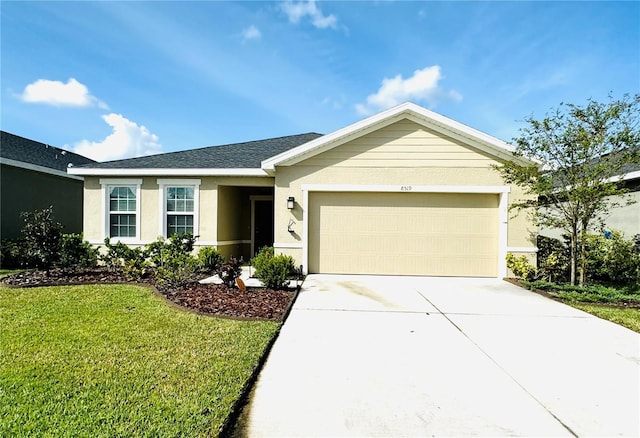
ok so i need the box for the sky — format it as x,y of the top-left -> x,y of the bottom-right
1,1 -> 638,162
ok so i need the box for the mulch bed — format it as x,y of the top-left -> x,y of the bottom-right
0,268 -> 297,321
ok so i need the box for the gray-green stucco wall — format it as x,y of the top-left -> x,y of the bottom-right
1,164 -> 85,239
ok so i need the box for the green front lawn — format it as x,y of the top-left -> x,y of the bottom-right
0,284 -> 280,437
569,303 -> 640,333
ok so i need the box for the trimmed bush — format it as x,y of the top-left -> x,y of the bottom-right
59,234 -> 99,272
252,247 -> 296,289
506,253 -> 536,281
197,246 -> 224,274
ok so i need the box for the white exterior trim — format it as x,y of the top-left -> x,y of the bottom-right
99,178 -> 143,243
69,167 -> 269,176
157,179 -> 201,239
262,102 -> 523,172
301,184 -> 511,194
1,158 -> 85,181
301,184 -> 511,279
507,246 -> 539,253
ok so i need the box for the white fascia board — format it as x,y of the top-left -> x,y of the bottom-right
300,183 -> 511,194
262,101 -> 529,170
1,158 -> 85,181
609,169 -> 640,183
67,167 -> 270,177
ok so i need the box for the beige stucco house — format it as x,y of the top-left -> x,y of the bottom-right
69,102 -> 536,278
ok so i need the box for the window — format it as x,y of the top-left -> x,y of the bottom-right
100,179 -> 142,241
166,186 -> 195,236
158,179 -> 200,238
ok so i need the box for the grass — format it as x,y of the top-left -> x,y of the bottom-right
569,303 -> 640,333
0,269 -> 23,278
0,283 -> 280,437
519,279 -> 640,333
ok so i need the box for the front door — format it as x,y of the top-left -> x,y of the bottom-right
253,199 -> 274,257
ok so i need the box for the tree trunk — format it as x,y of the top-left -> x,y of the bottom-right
579,226 -> 587,287
569,227 -> 578,286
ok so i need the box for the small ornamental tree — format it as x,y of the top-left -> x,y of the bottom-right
496,94 -> 640,285
20,206 -> 63,270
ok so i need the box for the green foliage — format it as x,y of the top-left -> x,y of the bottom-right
0,283 -> 279,436
583,230 -> 640,286
251,246 -> 297,289
20,206 -> 63,270
216,257 -> 243,288
146,233 -> 196,267
154,255 -> 200,290
197,246 -> 224,274
146,234 -> 199,289
251,246 -> 274,274
101,237 -> 148,280
59,234 -> 99,272
536,235 -> 570,283
0,239 -> 26,269
506,253 -> 537,281
522,280 -> 640,305
495,94 -> 640,285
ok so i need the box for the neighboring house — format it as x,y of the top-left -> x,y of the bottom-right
607,163 -> 640,237
0,131 -> 96,240
540,162 -> 640,241
69,102 -> 535,278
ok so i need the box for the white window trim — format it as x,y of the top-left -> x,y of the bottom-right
100,178 -> 143,243
157,179 -> 201,239
300,184 -> 511,279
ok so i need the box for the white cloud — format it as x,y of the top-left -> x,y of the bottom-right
20,78 -> 108,109
72,113 -> 162,162
281,0 -> 338,29
242,25 -> 262,41
355,65 -> 462,116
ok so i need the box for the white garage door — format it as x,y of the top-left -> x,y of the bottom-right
308,192 -> 499,277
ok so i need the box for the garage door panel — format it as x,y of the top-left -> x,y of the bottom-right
309,192 -> 498,277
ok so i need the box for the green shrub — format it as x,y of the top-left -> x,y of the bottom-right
536,235 -> 570,283
251,247 -> 296,289
154,254 -> 200,290
251,246 -> 274,275
583,231 -> 640,286
506,253 -> 537,281
197,246 -> 224,274
145,234 -> 200,289
20,206 -> 63,270
101,238 -> 148,280
0,239 -> 26,269
146,234 -> 196,268
216,257 -> 243,288
59,234 -> 99,271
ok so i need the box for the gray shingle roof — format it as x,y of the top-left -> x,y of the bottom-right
75,132 -> 323,169
1,131 -> 96,171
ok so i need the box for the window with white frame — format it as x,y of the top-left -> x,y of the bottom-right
100,179 -> 142,240
158,179 -> 200,238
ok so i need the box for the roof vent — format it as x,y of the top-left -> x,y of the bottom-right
68,163 -> 73,168
61,150 -> 67,155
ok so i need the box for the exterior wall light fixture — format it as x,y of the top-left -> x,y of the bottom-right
287,196 -> 295,209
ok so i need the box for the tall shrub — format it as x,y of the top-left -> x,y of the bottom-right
20,206 -> 63,270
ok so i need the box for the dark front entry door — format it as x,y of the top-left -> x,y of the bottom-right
254,200 -> 274,256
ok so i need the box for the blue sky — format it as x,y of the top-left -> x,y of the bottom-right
2,1 -> 638,162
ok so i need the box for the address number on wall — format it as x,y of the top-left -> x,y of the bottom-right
400,185 -> 413,191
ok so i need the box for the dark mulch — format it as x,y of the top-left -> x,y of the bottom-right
0,268 -> 296,321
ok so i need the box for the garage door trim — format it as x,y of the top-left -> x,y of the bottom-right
301,184 -> 510,278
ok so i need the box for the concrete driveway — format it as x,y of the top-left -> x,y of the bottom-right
234,275 -> 640,437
